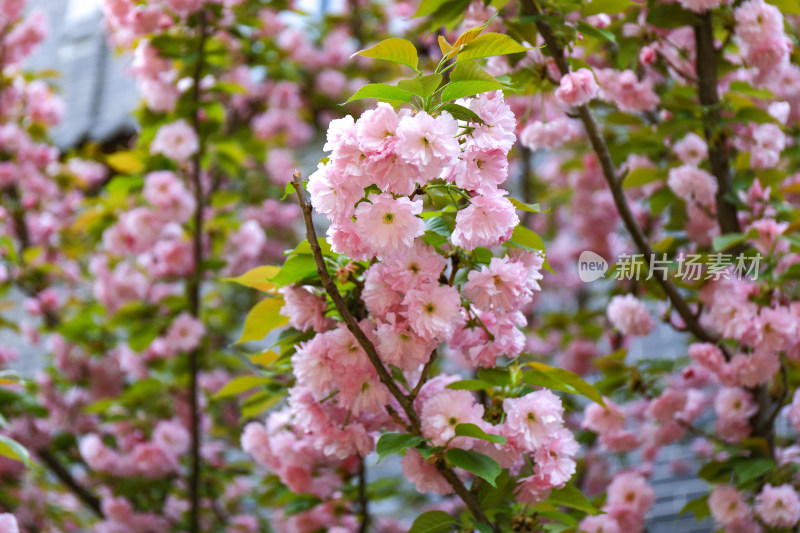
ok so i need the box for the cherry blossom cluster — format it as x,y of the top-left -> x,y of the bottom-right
238,87 -> 588,528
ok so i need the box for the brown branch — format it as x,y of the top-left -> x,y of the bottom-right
186,10 -> 209,533
694,13 -> 740,238
357,458 -> 369,533
37,448 -> 103,518
520,0 -> 720,347
291,173 -> 496,531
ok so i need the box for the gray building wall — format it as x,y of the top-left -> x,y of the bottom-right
25,0 -> 138,148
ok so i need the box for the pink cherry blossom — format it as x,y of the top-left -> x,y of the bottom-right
755,484 -> 800,528
607,294 -> 654,336
503,390 -> 564,450
555,68 -> 599,107
451,193 -> 518,250
353,193 -> 424,258
394,110 -> 459,173
0,513 -> 19,533
709,484 -> 751,527
667,165 -> 718,209
582,398 -> 625,435
672,133 -> 708,166
464,256 -> 533,312
279,285 -> 331,333
166,312 -> 205,353
401,449 -> 453,495
420,389 -> 485,447
150,119 -> 199,162
403,284 -> 463,342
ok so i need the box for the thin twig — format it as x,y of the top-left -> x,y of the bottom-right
410,351 -> 438,400
291,172 -> 497,531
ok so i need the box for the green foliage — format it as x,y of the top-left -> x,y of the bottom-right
446,448 -> 502,486
407,510 -> 457,533
345,83 -> 414,104
523,363 -> 607,406
376,433 -> 427,462
454,423 -> 508,445
581,0 -> 634,16
236,296 -> 289,344
0,435 -> 32,466
354,38 -> 420,72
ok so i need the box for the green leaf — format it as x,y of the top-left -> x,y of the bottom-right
680,495 -> 710,521
733,106 -> 776,124
213,376 -> 270,399
286,238 -> 333,257
477,367 -> 510,387
240,391 -> 282,419
236,297 -> 290,344
425,216 -> 452,237
576,21 -> 616,43
582,0 -> 634,15
223,265 -> 281,292
523,362 -> 606,406
345,83 -> 413,104
473,522 -> 493,533
446,379 -> 492,391
414,0 -> 452,17
623,167 -> 664,189
398,74 -> 443,98
438,103 -> 485,124
446,448 -> 501,487
547,483 -> 601,515
733,457 -> 775,484
729,81 -> 774,100
509,225 -> 545,252
456,32 -> 527,62
766,0 -> 800,14
281,182 -> 296,201
269,254 -> 318,287
354,38 -> 419,72
509,197 -> 547,213
455,423 -> 507,445
407,510 -> 457,533
450,61 -> 499,83
106,151 -> 144,174
249,350 -> 279,368
441,80 -> 506,103
645,2 -> 701,28
427,0 -> 471,31
712,233 -> 747,252
376,433 -> 426,463
0,435 -> 31,466
477,469 -> 515,509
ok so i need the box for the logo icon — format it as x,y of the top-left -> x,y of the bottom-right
578,251 -> 608,283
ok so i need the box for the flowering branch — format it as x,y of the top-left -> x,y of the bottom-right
521,0 -> 720,347
290,172 -> 497,531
